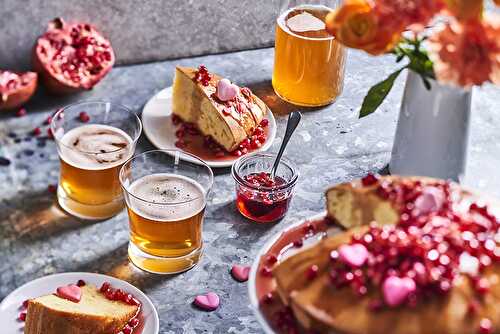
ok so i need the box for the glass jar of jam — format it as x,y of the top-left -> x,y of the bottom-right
231,153 -> 298,223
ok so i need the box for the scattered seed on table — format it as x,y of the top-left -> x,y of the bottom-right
0,157 -> 11,166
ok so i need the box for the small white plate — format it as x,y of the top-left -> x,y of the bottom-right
142,87 -> 277,168
0,272 -> 159,334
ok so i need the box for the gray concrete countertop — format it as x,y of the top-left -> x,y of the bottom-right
0,47 -> 499,333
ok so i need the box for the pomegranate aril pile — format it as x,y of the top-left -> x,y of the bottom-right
99,282 -> 141,333
194,65 -> 211,86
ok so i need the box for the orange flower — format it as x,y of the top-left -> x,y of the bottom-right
445,0 -> 483,21
374,0 -> 445,30
325,0 -> 401,55
429,16 -> 500,87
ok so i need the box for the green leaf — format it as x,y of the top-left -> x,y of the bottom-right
359,68 -> 405,118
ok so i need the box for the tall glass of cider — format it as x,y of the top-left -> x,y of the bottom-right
51,102 -> 142,220
273,0 -> 346,107
120,150 -> 213,274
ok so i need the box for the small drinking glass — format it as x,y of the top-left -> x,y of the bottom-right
273,0 -> 346,107
120,149 -> 213,274
52,101 -> 142,220
232,153 -> 299,223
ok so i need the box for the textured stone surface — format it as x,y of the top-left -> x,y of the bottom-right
0,0 -> 278,69
0,47 -> 499,333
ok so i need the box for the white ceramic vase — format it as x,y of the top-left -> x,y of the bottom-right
389,70 -> 472,182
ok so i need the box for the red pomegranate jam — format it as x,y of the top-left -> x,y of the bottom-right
236,172 -> 292,223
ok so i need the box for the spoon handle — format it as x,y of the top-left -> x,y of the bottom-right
270,111 -> 302,179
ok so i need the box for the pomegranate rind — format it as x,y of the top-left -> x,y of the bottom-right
33,18 -> 115,95
0,71 -> 38,111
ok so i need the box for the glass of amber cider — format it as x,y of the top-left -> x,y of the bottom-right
52,101 -> 142,220
119,150 -> 213,274
273,0 -> 346,107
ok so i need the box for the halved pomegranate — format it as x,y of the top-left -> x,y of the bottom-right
33,18 -> 115,94
0,70 -> 38,111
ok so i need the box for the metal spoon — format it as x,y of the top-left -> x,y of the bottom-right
270,111 -> 302,180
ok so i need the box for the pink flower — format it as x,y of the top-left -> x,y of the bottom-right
374,0 -> 445,31
429,16 -> 500,87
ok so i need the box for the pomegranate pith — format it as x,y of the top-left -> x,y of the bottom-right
0,71 -> 37,111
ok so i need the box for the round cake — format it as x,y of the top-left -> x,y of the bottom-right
265,175 -> 500,334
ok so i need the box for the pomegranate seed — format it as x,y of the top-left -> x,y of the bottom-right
240,138 -> 251,148
262,292 -> 274,304
257,135 -> 266,143
467,300 -> 480,315
47,128 -> 54,139
479,318 -> 492,334
293,239 -> 303,248
306,265 -> 319,280
122,325 -> 132,334
48,184 -> 57,193
254,127 -> 264,136
175,129 -> 185,138
175,140 -> 185,149
114,289 -> 125,301
361,173 -> 379,186
250,139 -> 262,149
105,288 -> 116,300
18,312 -> 26,321
100,282 -> 111,293
266,254 -> 278,265
172,115 -> 181,125
260,266 -> 273,277
475,278 -> 490,294
260,119 -> 269,127
22,299 -> 29,309
78,111 -> 90,123
232,150 -> 242,157
330,250 -> 339,261
129,317 -> 140,328
304,223 -> 315,234
32,127 -> 41,136
76,279 -> 85,287
45,116 -> 53,125
16,108 -> 27,117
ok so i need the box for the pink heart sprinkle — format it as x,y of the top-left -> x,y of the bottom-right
382,276 -> 416,307
414,186 -> 445,216
56,284 -> 82,303
216,78 -> 238,102
194,292 -> 219,311
338,243 -> 368,267
231,265 -> 250,282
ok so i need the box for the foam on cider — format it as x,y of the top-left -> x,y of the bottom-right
127,173 -> 206,222
59,124 -> 134,170
278,5 -> 333,40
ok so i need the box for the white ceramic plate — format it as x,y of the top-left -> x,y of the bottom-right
141,87 -> 277,168
0,272 -> 159,334
248,212 -> 330,334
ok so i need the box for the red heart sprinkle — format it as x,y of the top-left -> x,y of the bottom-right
194,292 -> 219,311
56,284 -> 82,303
231,265 -> 250,282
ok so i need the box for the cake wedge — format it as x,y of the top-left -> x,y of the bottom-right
24,284 -> 139,334
172,65 -> 267,152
